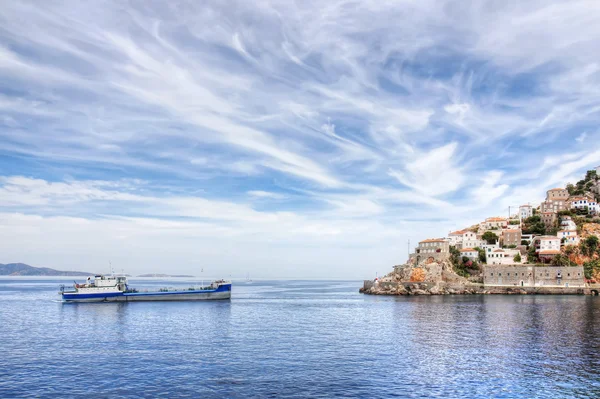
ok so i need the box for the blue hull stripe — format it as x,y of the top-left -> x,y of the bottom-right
62,292 -> 123,300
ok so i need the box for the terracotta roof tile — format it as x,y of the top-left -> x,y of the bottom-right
420,239 -> 447,243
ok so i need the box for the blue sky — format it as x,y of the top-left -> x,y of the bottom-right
1,0 -> 599,278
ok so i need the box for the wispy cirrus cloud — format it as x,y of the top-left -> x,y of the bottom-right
0,0 -> 599,277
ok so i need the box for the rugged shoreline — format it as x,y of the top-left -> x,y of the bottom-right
360,258 -> 596,296
359,280 -> 590,296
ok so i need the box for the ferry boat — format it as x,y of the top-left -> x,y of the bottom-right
59,275 -> 231,303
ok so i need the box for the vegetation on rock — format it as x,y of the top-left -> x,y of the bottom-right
482,231 -> 499,244
522,215 -> 545,235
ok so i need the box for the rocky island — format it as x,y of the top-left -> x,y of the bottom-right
362,167 -> 600,296
0,263 -> 93,276
360,257 -> 589,296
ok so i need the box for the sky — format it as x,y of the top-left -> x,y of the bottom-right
1,0 -> 599,279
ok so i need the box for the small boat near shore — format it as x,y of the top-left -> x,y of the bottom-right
59,275 -> 231,303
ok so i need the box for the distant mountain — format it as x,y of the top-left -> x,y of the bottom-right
0,263 -> 93,276
137,273 -> 195,278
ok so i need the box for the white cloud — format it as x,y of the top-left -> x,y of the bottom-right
444,103 -> 470,124
389,143 -> 465,197
247,190 -> 286,199
1,1 -> 600,277
469,171 -> 510,207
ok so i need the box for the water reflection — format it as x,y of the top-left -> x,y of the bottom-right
2,279 -> 600,398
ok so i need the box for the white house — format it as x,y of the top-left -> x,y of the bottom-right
519,205 -> 533,220
447,230 -> 466,246
464,237 -> 486,249
480,217 -> 508,231
560,216 -> 577,231
486,248 -> 521,265
481,242 -> 500,252
534,236 -> 561,253
589,201 -> 599,215
448,229 -> 483,248
569,196 -> 590,211
460,248 -> 479,261
533,236 -> 562,261
557,230 -> 579,246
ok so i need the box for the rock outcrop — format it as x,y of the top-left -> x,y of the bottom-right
360,258 -> 589,295
360,259 -> 483,295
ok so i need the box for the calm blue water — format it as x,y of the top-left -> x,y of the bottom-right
1,278 -> 600,398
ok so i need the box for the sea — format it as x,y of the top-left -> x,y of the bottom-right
1,277 -> 600,399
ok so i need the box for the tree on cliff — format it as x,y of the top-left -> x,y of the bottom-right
584,259 -> 600,280
546,221 -> 560,236
581,235 -> 599,257
514,253 -> 521,263
551,253 -> 573,266
527,245 -> 538,263
522,215 -> 545,235
474,247 -> 486,263
449,246 -> 469,277
482,231 -> 499,244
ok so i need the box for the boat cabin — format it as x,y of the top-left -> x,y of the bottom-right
74,275 -> 128,292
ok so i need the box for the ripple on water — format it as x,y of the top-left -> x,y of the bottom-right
1,279 -> 600,398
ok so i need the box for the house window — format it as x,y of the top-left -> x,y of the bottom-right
499,273 -> 502,276
490,273 -> 493,276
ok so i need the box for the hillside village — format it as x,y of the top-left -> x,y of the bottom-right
363,166 -> 600,295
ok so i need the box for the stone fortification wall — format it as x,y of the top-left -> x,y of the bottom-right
483,265 -> 585,288
534,266 -> 585,287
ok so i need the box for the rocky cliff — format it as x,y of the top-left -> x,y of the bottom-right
359,258 -> 483,295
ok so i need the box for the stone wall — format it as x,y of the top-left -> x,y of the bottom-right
534,266 -> 585,287
483,265 -> 585,288
409,252 -> 450,264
